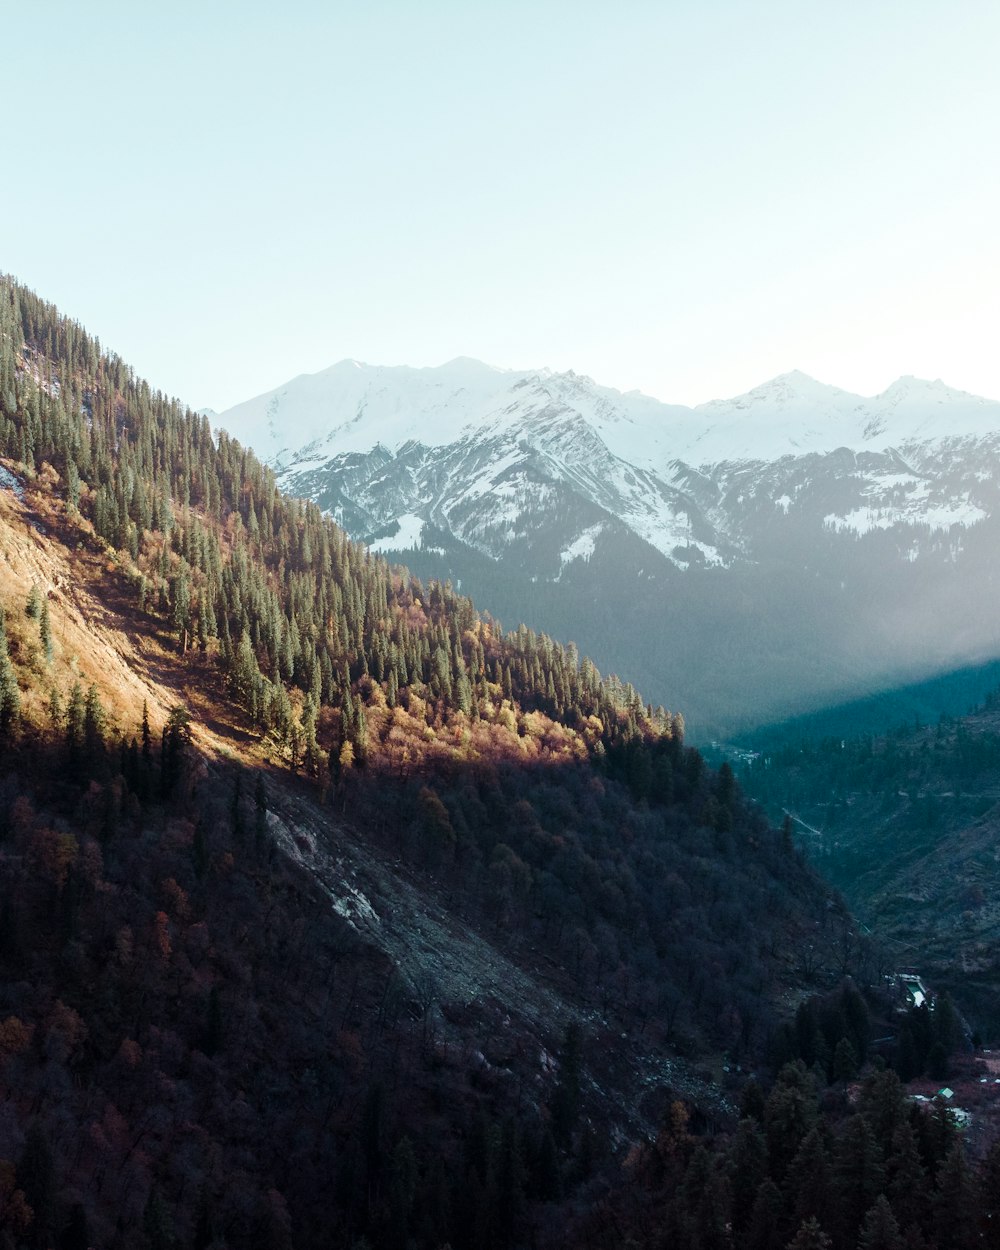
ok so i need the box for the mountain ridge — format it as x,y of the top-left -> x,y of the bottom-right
216,359 -> 1000,471
214,357 -> 1000,736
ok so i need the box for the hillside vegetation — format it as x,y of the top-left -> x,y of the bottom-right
740,691 -> 1000,1034
3,275 -> 994,1249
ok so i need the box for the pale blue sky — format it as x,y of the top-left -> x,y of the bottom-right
4,0 -> 999,409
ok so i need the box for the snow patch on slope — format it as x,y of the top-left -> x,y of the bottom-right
369,513 -> 425,552
560,525 -> 602,569
824,497 -> 987,536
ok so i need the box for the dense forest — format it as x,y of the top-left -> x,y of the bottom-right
0,274 -> 997,1247
738,687 -> 1000,1036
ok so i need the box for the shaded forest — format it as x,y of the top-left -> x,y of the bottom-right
739,687 -> 1000,1034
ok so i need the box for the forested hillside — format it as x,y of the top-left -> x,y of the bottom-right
0,274 -> 997,1248
740,689 -> 1000,1036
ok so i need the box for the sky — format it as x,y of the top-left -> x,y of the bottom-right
3,0 -> 999,412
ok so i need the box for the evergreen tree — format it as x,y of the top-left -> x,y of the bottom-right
784,1126 -> 833,1234
83,683 -> 105,759
162,705 -> 192,798
858,1195 -> 904,1250
786,1217 -> 832,1250
65,680 -> 85,768
860,1068 -> 907,1156
765,1063 -> 817,1181
0,610 -> 20,736
729,1117 -> 769,1237
38,597 -> 52,661
747,1177 -> 786,1250
886,1122 -> 926,1233
933,1142 -> 974,1250
141,698 -> 153,763
833,1115 -> 884,1246
832,1035 -> 859,1081
931,992 -> 961,1059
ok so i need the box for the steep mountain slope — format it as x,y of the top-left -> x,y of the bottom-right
0,278 -> 866,1248
217,362 -> 1000,737
738,692 -> 1000,1035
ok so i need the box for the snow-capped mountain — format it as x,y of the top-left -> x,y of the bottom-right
217,362 -> 1000,736
221,359 -> 1000,469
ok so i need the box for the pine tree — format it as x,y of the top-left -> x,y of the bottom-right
747,1177 -> 786,1250
932,992 -> 961,1058
784,1126 -> 833,1234
47,684 -> 62,730
861,1068 -> 907,1155
886,1122 -> 926,1233
0,610 -> 20,736
834,1115 -> 884,1245
858,1196 -> 903,1250
765,1063 -> 817,1181
832,1035 -> 859,1081
162,705 -> 192,798
38,596 -> 52,661
729,1118 -> 768,1237
786,1217 -> 832,1250
65,680 -> 85,766
933,1142 -> 974,1250
83,683 -> 105,758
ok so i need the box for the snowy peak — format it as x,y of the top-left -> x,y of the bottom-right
216,359 -> 1000,480
217,356 -> 523,470
860,376 -> 1000,446
686,372 -> 868,462
878,375 -> 962,402
696,370 -> 853,412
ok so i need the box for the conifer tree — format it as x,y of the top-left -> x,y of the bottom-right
729,1117 -> 768,1237
38,596 -> 52,661
65,680 -> 85,766
141,699 -> 153,764
858,1196 -> 903,1250
747,1177 -> 785,1250
886,1121 -> 926,1233
83,683 -> 105,758
786,1217 -> 832,1250
834,1115 -> 884,1245
933,1142 -> 974,1250
0,610 -> 19,736
784,1126 -> 833,1234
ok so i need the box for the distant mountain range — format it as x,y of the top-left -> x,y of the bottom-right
217,361 -> 1000,737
